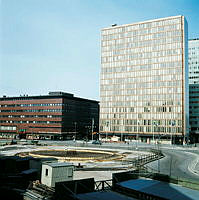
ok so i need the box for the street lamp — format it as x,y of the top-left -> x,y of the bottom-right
136,120 -> 140,149
157,133 -> 170,173
152,119 -> 158,144
171,121 -> 175,145
106,121 -> 109,142
91,118 -> 94,141
74,122 -> 77,141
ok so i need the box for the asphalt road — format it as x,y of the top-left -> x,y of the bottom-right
147,147 -> 199,182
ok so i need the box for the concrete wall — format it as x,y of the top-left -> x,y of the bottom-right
41,164 -> 74,187
51,166 -> 73,187
41,164 -> 53,187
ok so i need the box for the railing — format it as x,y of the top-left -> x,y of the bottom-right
127,151 -> 163,169
95,179 -> 112,191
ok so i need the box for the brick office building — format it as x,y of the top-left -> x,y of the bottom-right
0,92 -> 99,140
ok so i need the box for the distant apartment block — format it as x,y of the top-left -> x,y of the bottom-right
189,38 -> 199,84
0,92 -> 99,140
100,16 -> 189,144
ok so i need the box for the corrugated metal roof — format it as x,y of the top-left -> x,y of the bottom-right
76,191 -> 137,200
44,162 -> 73,168
21,168 -> 38,174
118,178 -> 199,200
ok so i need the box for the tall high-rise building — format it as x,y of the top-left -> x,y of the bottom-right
100,16 -> 189,144
189,38 -> 199,84
189,84 -> 199,143
189,38 -> 199,143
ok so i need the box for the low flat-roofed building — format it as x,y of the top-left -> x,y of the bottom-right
41,162 -> 74,187
0,92 -> 99,140
115,178 -> 199,200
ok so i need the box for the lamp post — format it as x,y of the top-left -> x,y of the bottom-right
106,121 -> 109,142
152,118 -> 154,143
151,118 -> 155,144
152,118 -> 158,144
74,122 -> 77,141
91,118 -> 94,141
157,133 -> 170,173
171,121 -> 175,145
157,135 -> 161,173
121,120 -> 124,142
136,120 -> 140,149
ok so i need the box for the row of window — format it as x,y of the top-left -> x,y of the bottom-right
101,81 -> 182,92
101,89 -> 182,97
189,71 -> 199,74
0,120 -> 60,124
102,26 -> 182,40
102,33 -> 182,47
100,125 -> 182,133
100,112 -> 182,119
103,43 -> 182,56
101,106 -> 182,114
101,101 -> 176,108
101,69 -> 182,80
102,19 -> 181,35
0,115 -> 62,118
102,31 -> 182,46
190,121 -> 199,125
102,48 -> 181,58
188,61 -> 199,64
189,91 -> 199,94
0,126 -> 16,131
101,58 -> 181,69
100,99 -> 182,107
102,39 -> 182,52
0,109 -> 62,113
100,119 -> 181,126
101,111 -> 182,119
189,76 -> 199,79
101,77 -> 182,88
0,103 -> 63,108
102,54 -> 182,65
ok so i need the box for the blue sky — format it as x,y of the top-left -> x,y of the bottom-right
0,0 -> 199,100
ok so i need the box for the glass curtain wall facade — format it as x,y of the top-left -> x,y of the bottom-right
100,16 -> 189,143
189,84 -> 199,143
189,39 -> 199,84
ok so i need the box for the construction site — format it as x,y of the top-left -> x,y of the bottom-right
0,139 -> 199,200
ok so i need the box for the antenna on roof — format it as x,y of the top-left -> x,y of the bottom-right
111,24 -> 117,27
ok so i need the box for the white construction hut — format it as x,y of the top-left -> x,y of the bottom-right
41,162 -> 74,187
